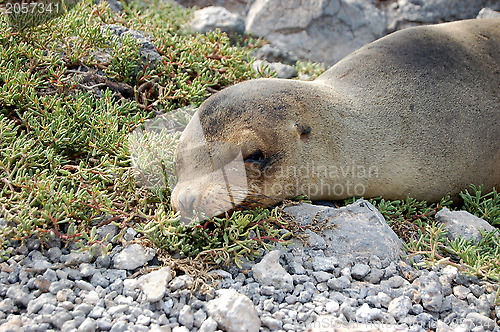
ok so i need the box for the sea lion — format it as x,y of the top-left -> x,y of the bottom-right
171,18 -> 500,220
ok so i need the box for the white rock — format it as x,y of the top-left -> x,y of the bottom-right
355,303 -> 383,322
112,244 -> 156,270
252,250 -> 293,292
178,305 -> 194,329
325,301 -> 340,313
207,289 -> 260,332
199,316 -> 218,332
477,8 -> 500,18
138,267 -> 172,302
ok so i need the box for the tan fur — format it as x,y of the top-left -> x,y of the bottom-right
172,18 -> 500,218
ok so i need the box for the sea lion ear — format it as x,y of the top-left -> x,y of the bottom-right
296,124 -> 312,137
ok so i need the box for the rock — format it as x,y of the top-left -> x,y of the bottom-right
477,7 -> 500,18
284,200 -> 402,262
138,267 -> 172,302
253,43 -> 299,66
94,0 -> 123,13
387,0 -> 500,31
312,256 -> 338,272
100,24 -> 162,67
78,317 -> 97,332
252,250 -> 293,292
27,293 -> 57,314
199,316 -> 218,332
466,312 -> 496,331
246,0 -> 386,66
177,0 -> 250,15
6,285 -> 33,307
388,296 -> 412,321
207,289 -> 260,332
261,315 -> 282,330
414,273 -> 443,313
112,244 -> 156,270
355,303 -> 383,322
351,263 -> 370,280
253,60 -> 297,79
435,208 -> 498,243
96,224 -> 118,242
190,6 -> 245,35
169,275 -> 194,291
178,305 -> 194,329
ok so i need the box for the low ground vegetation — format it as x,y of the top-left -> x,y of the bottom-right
0,0 -> 498,293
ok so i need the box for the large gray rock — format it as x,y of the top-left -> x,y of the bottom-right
386,0 -> 500,31
435,207 -> 498,243
190,6 -> 246,35
177,0 -> 250,14
283,200 -> 402,262
207,289 -> 260,332
245,0 -> 386,66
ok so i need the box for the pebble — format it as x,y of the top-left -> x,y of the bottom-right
0,229 -> 497,332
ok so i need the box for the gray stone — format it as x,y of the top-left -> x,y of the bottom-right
312,271 -> 332,283
190,6 -> 245,35
169,275 -> 194,291
207,289 -> 260,332
261,315 -> 282,330
415,273 -> 443,312
253,60 -> 297,79
6,285 -> 33,307
387,0 -> 500,31
351,263 -> 370,280
95,0 -> 123,13
327,275 -> 350,290
75,280 -> 95,292
466,312 -> 496,331
252,250 -> 293,292
284,200 -> 402,262
52,311 -> 73,329
453,285 -> 471,300
0,298 -> 15,313
199,316 -> 218,332
112,244 -> 156,270
193,309 -> 207,328
253,43 -> 298,66
178,305 -> 194,329
312,256 -> 338,272
27,293 -> 56,314
435,207 -> 498,243
78,317 -> 97,332
388,296 -> 412,321
60,251 -> 92,265
246,0 -> 387,66
355,303 -> 383,322
477,8 -> 500,18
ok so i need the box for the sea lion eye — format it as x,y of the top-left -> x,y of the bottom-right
244,150 -> 264,164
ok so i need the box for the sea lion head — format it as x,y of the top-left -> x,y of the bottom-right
171,78 -> 334,221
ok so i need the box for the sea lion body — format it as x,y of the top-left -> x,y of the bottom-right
172,18 -> 500,218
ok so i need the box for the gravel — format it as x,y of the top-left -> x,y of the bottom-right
0,233 -> 499,331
